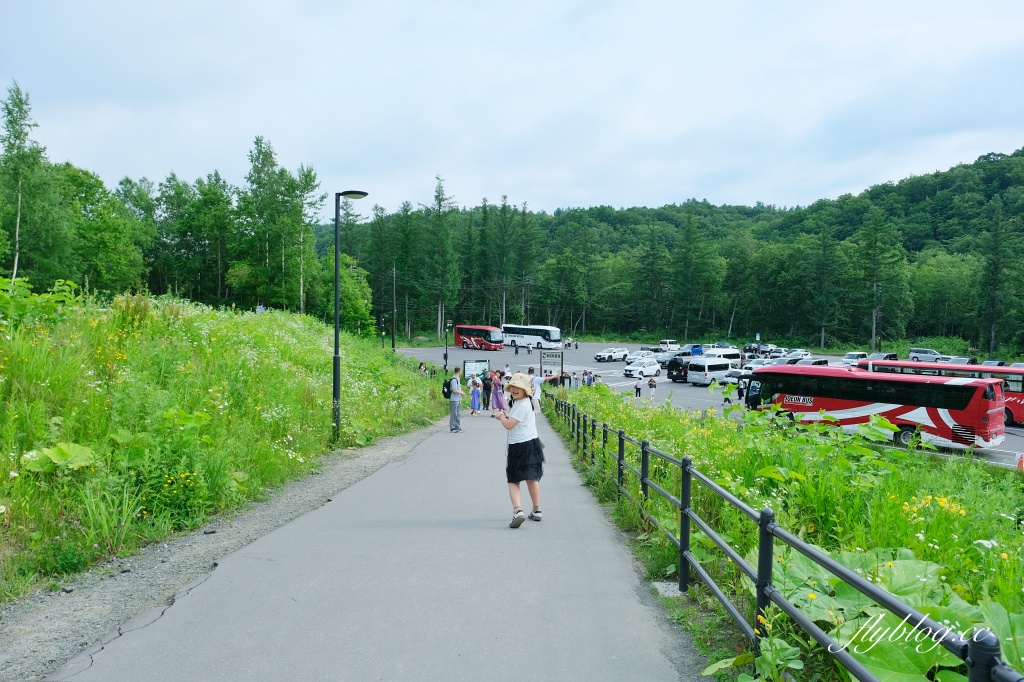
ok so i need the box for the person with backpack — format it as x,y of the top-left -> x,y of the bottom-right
648,375 -> 657,399
445,368 -> 465,432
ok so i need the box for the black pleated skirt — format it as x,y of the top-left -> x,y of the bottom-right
506,438 -> 545,483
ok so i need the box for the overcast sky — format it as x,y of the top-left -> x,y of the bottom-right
3,1 -> 1023,219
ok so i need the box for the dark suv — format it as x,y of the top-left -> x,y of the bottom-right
667,357 -> 692,383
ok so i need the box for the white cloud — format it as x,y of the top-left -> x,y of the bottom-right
2,0 -> 1023,216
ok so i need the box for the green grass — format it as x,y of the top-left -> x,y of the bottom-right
0,293 -> 447,601
546,386 -> 1024,681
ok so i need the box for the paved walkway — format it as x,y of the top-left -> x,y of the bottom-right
50,406 -> 703,681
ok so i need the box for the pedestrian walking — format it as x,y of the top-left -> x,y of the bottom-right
494,373 -> 545,528
503,364 -> 511,379
737,377 -> 747,405
470,375 -> 482,416
634,377 -> 643,402
527,367 -> 559,411
481,371 -> 493,411
448,368 -> 465,432
648,375 -> 657,399
514,343 -> 519,356
491,370 -> 508,413
526,342 -> 532,355
575,341 -> 579,350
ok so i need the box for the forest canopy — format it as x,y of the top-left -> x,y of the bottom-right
1,81 -> 1021,354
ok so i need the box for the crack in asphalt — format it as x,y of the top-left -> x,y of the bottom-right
47,571 -> 216,681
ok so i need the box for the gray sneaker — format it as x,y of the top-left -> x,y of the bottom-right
528,510 -> 542,522
509,510 -> 526,528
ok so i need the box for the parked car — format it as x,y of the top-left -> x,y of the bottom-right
667,357 -> 692,383
743,358 -> 768,371
841,352 -> 868,366
623,358 -> 661,378
743,343 -> 759,354
909,347 -> 950,362
680,343 -> 703,356
722,369 -> 746,385
594,347 -> 628,362
687,357 -> 739,386
981,360 -> 1006,366
769,357 -> 802,366
867,352 -> 898,361
624,350 -> 656,364
767,347 -> 788,359
795,357 -> 829,366
658,339 -> 681,351
1011,363 -> 1024,368
784,349 -> 811,359
940,356 -> 978,365
655,350 -> 695,368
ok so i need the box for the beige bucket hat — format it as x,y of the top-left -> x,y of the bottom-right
506,372 -> 533,397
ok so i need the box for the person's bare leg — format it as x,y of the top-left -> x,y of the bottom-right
526,480 -> 540,510
507,482 -> 522,511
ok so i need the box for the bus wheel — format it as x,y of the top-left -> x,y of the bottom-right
462,341 -> 469,349
1005,408 -> 1014,426
510,340 -> 516,347
895,427 -> 916,447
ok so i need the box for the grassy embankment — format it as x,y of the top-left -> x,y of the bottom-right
546,385 -> 1023,681
0,292 -> 446,602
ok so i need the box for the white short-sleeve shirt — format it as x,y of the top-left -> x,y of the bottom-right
507,399 -> 538,444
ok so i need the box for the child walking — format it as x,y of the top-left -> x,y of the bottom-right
493,373 -> 545,528
469,375 -> 482,415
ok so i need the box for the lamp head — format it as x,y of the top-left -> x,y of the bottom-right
338,190 -> 368,200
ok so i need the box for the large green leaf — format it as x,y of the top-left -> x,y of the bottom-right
978,600 -> 1024,672
42,442 -> 96,470
834,610 -> 961,680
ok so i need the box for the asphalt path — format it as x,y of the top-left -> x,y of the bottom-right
50,408 -> 703,681
398,341 -> 1024,457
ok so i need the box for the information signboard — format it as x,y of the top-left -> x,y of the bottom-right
463,359 -> 490,380
540,350 -> 563,378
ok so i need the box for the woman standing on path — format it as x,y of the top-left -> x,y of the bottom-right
494,373 -> 544,528
648,375 -> 657,399
490,370 -> 508,414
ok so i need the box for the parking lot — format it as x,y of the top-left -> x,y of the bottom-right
397,340 -> 1024,457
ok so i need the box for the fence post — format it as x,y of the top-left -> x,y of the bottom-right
590,418 -> 597,463
581,412 -> 588,457
966,628 -> 1015,682
679,456 -> 692,593
617,429 -> 625,491
755,507 -> 776,654
571,404 -> 577,442
640,439 -> 650,500
602,423 -> 608,461
576,411 -> 582,451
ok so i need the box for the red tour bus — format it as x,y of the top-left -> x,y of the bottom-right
453,325 -> 504,351
856,359 -> 1024,426
746,365 -> 1005,449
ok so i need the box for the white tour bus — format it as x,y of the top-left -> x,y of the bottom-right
500,324 -> 562,349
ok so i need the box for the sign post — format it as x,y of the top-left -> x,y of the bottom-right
541,349 -> 563,382
463,359 -> 490,380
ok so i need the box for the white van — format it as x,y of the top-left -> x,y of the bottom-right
687,357 -> 738,386
659,339 -> 681,351
702,348 -> 742,363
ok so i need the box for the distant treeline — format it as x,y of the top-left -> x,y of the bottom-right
1,81 -> 1021,353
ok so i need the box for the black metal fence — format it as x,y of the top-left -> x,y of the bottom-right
551,397 -> 1024,682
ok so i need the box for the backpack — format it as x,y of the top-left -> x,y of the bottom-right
441,377 -> 453,399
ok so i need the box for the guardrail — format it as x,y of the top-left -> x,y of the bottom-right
551,396 -> 1024,682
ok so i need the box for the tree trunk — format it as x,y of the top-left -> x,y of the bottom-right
727,296 -> 737,337
820,325 -> 825,348
10,180 -> 21,282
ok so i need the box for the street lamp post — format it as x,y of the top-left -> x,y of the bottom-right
391,261 -> 397,352
443,319 -> 452,373
334,190 -> 368,443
